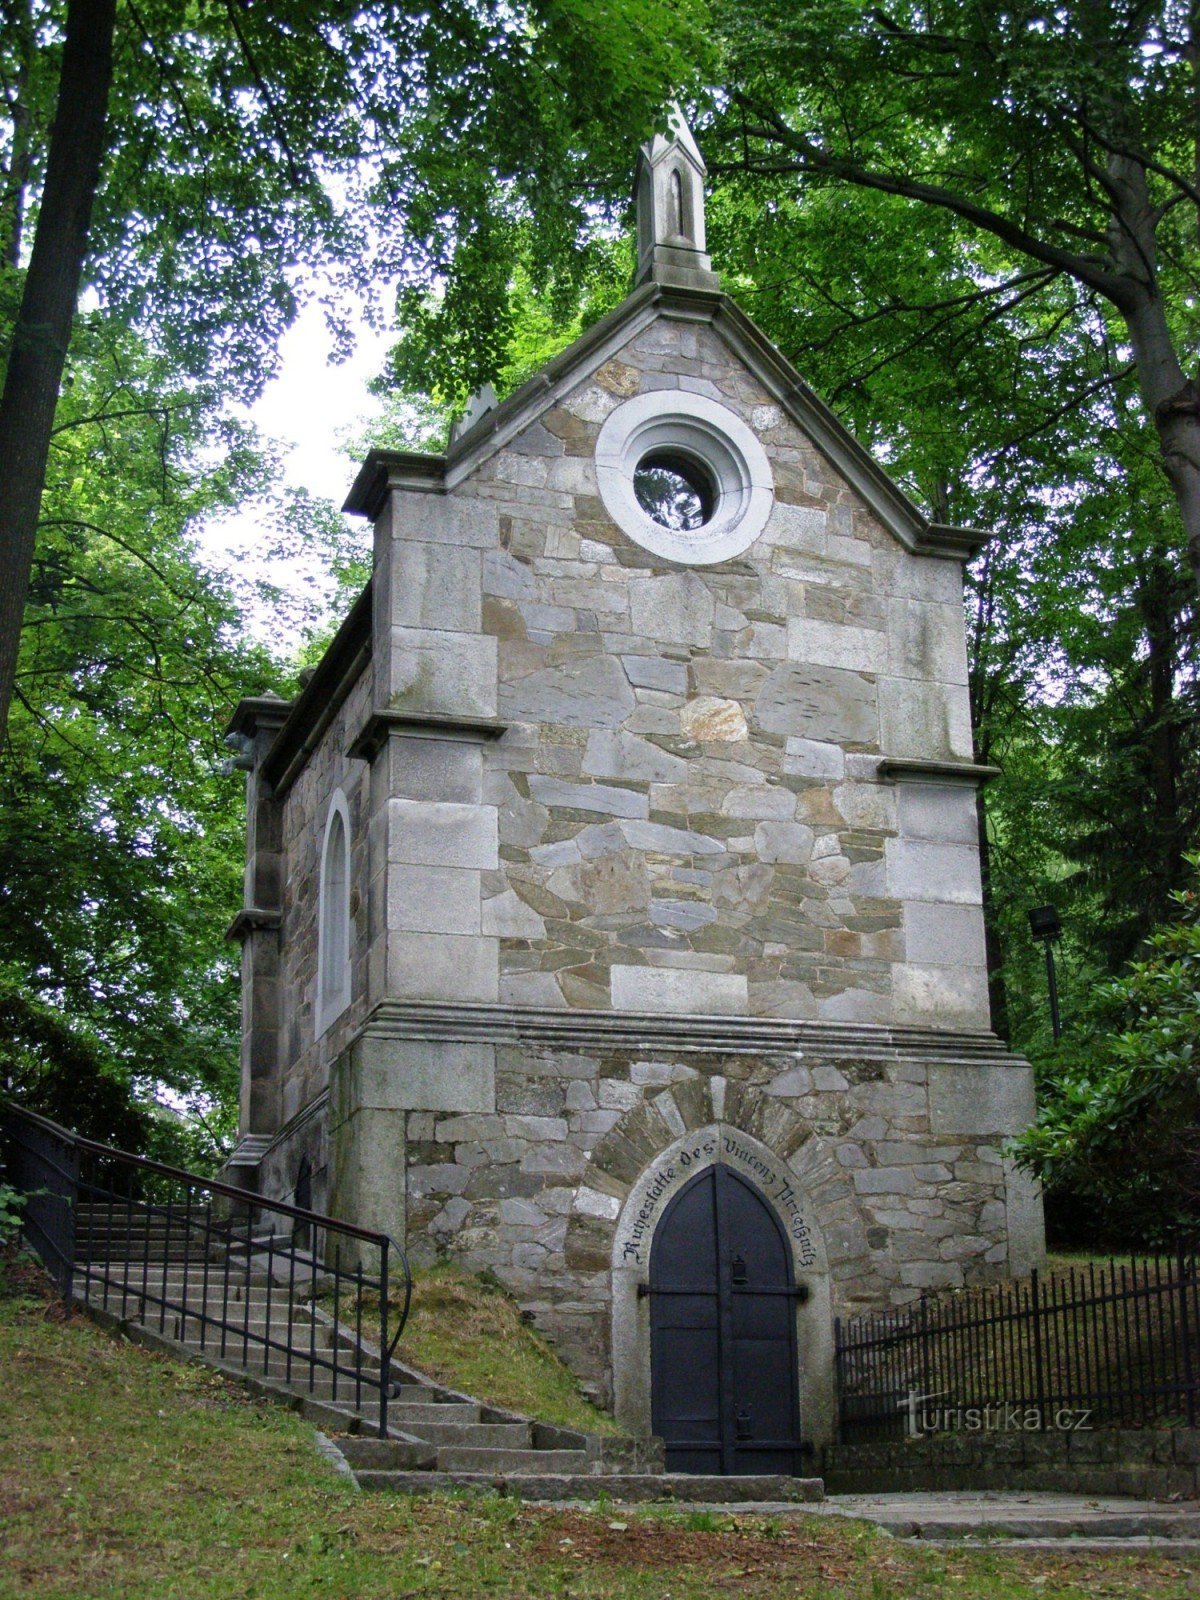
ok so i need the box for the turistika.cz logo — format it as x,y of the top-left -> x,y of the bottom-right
898,1389 -> 1093,1437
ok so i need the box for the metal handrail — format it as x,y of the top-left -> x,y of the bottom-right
2,1098 -> 412,1437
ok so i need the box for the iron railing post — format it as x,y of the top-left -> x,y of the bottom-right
1178,1240 -> 1196,1429
1029,1267 -> 1047,1427
380,1242 -> 390,1440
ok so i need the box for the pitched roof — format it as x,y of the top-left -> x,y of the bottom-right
344,281 -> 987,562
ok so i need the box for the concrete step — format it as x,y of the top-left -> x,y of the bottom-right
78,1249 -> 199,1263
176,1349 -> 383,1400
392,1383 -> 437,1402
435,1446 -> 589,1474
401,1421 -> 532,1448
176,1338 -> 354,1369
80,1282 -> 288,1311
388,1401 -> 480,1427
336,1437 -> 437,1471
77,1265 -> 262,1288
168,1311 -> 327,1335
353,1470 -> 825,1502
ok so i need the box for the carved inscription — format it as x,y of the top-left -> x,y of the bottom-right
617,1128 -> 818,1269
721,1134 -> 817,1266
620,1135 -> 717,1265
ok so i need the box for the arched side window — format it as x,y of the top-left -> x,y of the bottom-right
317,790 -> 352,1034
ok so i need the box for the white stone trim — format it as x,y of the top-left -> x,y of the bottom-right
316,789 -> 353,1036
607,1124 -> 835,1446
594,391 -> 774,566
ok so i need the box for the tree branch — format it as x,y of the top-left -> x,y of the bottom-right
726,93 -> 1132,306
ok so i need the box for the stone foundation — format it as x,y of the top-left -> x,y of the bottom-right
249,1003 -> 1045,1442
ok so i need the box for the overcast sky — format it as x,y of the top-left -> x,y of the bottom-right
201,294 -> 394,647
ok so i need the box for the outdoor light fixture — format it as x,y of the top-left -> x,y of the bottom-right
1027,903 -> 1063,1041
1027,904 -> 1062,941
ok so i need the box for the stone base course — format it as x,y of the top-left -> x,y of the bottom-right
823,1431 -> 1200,1500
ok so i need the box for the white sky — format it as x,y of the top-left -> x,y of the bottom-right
201,295 -> 396,647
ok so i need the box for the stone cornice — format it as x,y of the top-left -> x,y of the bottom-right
225,906 -> 282,942
877,758 -> 1001,786
225,694 -> 293,740
341,282 -> 990,563
258,582 -> 373,800
343,451 -> 447,521
240,1092 -> 330,1170
356,999 -> 1025,1068
347,708 -> 509,762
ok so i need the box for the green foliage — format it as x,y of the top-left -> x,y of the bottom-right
1013,861 -> 1200,1246
381,240 -> 634,438
0,1173 -> 26,1245
2,0 -> 704,1155
3,1 -> 708,398
0,318 -> 285,1164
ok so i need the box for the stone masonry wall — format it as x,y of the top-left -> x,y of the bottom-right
246,295 -> 1045,1415
402,1039 -> 1033,1407
822,1432 -> 1200,1500
276,668 -> 373,1127
410,315 -> 991,1029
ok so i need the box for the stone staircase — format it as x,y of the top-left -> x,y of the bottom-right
72,1210 -> 823,1504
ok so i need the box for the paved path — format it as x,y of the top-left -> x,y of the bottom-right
582,1490 -> 1200,1546
817,1490 -> 1200,1543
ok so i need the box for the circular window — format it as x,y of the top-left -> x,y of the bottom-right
595,391 -> 774,565
633,450 -> 716,530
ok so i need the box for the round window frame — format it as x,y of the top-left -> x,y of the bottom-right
595,391 -> 774,566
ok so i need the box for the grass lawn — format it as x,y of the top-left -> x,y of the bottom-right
389,1261 -> 621,1433
2,1254 -> 1199,1600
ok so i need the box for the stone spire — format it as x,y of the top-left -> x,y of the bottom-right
634,106 -> 719,292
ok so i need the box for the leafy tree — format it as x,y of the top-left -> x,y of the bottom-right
1013,860 -> 1200,1246
0,0 -> 707,734
704,1 -> 1200,597
0,317 -> 281,1164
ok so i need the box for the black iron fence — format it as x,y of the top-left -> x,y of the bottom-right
836,1249 -> 1200,1442
2,1101 -> 411,1437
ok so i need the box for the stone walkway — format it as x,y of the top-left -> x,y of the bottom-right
576,1491 -> 1200,1547
816,1491 -> 1200,1544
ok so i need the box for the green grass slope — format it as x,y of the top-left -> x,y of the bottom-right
393,1262 -> 621,1433
3,1253 -> 1199,1599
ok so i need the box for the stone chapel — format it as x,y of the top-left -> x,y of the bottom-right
224,113 -> 1045,1464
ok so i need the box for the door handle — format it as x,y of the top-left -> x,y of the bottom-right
736,1408 -> 753,1439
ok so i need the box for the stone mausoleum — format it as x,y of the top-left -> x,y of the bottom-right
225,114 -> 1044,1467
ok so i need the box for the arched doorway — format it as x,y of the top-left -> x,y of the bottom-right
648,1163 -> 802,1474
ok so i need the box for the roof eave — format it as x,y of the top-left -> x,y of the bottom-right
342,282 -> 992,562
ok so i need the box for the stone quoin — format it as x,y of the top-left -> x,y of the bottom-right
224,108 -> 1045,1457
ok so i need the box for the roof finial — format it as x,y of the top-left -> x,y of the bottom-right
634,105 -> 719,292
449,381 -> 499,445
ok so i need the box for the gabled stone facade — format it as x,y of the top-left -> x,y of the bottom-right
225,116 -> 1044,1445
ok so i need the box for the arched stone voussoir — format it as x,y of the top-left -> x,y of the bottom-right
723,1079 -> 811,1162
784,1132 -> 867,1267
661,1075 -> 716,1134
588,1097 -> 679,1191
566,1078 -> 870,1307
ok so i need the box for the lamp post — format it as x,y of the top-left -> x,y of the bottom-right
1027,904 -> 1063,1042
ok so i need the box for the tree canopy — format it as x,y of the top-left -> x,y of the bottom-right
4,0 -> 1199,1229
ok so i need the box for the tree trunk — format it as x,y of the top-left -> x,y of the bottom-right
1104,156 -> 1200,597
1133,532 -> 1188,925
1,0 -> 37,269
1122,291 -> 1200,598
0,0 -> 116,737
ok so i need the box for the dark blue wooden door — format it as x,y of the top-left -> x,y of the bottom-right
649,1164 -> 801,1474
